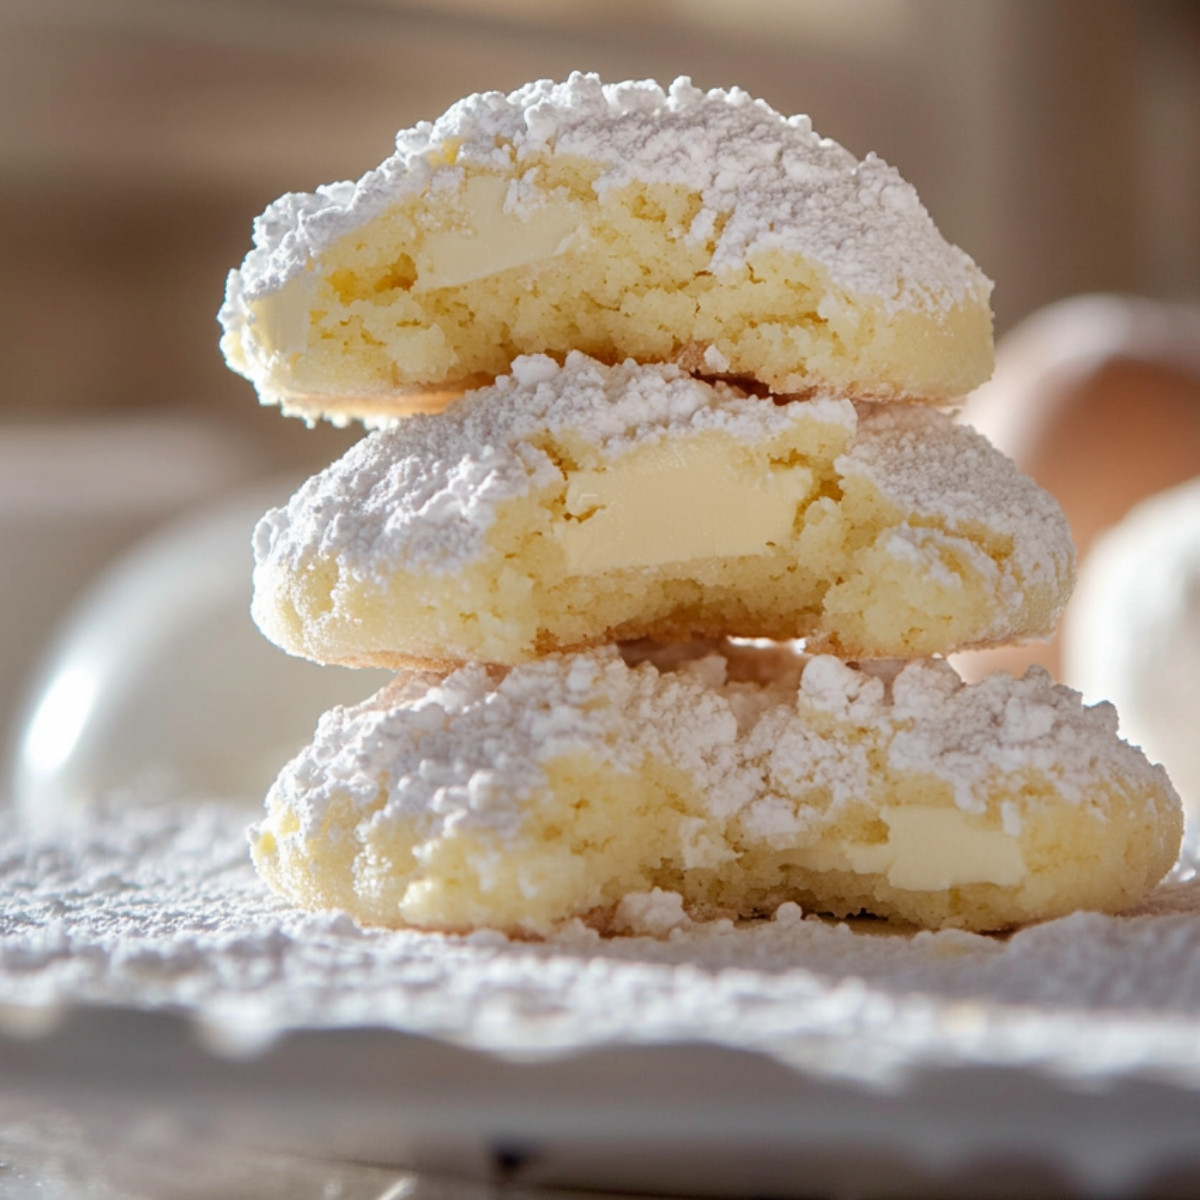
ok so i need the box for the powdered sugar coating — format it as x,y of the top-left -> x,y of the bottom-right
267,644 -> 1172,852
252,355 -> 1070,631
221,73 -> 988,332
839,403 -> 1076,626
253,354 -> 856,580
803,653 -> 1123,814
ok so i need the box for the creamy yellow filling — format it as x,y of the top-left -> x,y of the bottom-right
247,273 -> 318,363
810,805 -> 1027,891
414,175 -> 580,292
554,435 -> 816,572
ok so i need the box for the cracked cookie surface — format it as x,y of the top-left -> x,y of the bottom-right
251,355 -> 1074,667
220,74 -> 993,424
251,643 -> 1181,935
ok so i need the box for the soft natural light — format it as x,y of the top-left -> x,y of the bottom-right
23,663 -> 99,778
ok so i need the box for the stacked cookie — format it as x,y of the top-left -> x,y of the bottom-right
221,75 -> 1181,935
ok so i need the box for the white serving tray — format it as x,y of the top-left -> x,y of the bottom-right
2,999 -> 1200,1199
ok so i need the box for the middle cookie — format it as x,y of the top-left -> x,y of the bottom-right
253,354 -> 1074,668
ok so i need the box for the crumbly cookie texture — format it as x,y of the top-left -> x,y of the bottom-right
219,74 -> 993,424
251,355 -> 1074,667
250,643 -> 1181,935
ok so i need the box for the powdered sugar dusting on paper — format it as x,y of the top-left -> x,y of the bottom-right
221,73 -> 989,329
1,798 -> 1199,1085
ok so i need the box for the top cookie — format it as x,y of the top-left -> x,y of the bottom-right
219,74 -> 994,425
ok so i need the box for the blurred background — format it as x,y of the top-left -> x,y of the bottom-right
2,0 -> 1199,811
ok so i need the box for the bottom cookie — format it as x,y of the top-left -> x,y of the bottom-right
251,643 -> 1181,936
